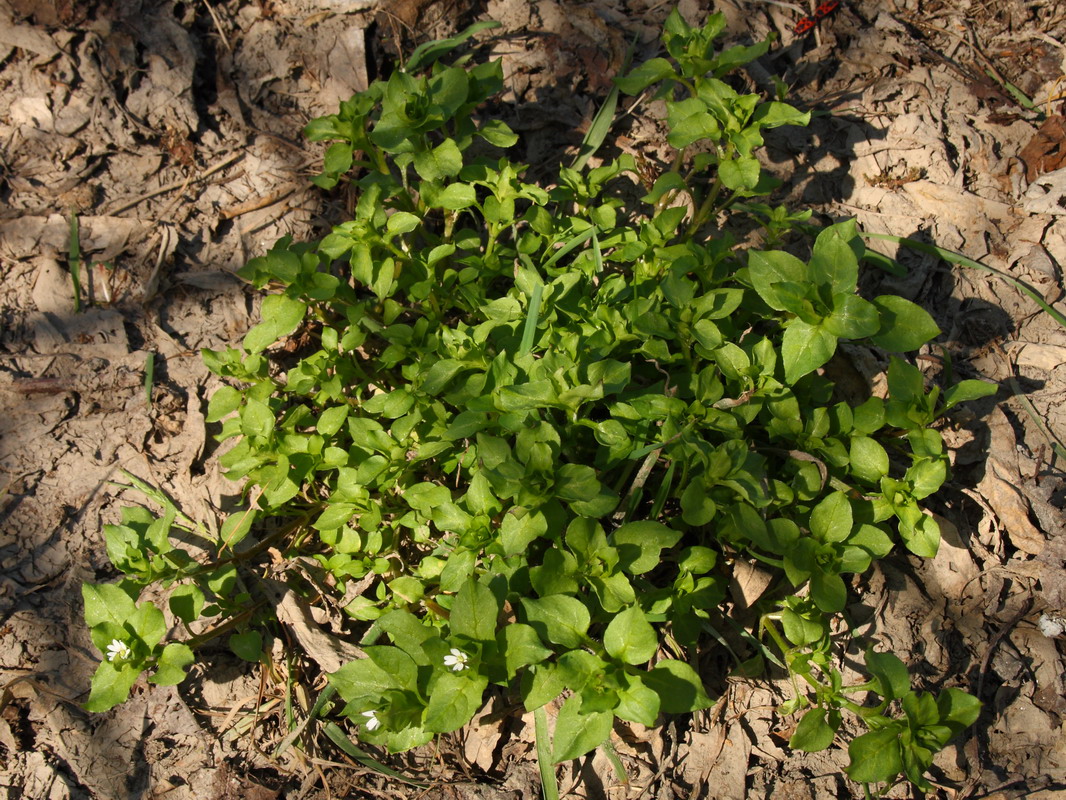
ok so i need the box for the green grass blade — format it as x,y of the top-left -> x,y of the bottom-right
859,248 -> 907,277
405,20 -> 501,73
275,684 -> 336,757
519,282 -> 544,356
1008,374 -> 1066,462
541,227 -> 595,271
322,722 -> 429,787
572,85 -> 619,171
863,233 -> 1066,330
535,706 -> 560,800
984,69 -> 1038,112
601,740 -> 628,785
591,230 -> 603,273
68,210 -> 82,312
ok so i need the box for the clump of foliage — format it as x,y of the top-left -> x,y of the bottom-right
83,11 -> 993,794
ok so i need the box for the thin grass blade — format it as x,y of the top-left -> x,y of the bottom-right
572,86 -> 619,171
542,227 -> 596,271
534,706 -> 560,800
863,233 -> 1066,330
323,722 -> 430,786
68,211 -> 82,312
518,282 -> 544,356
405,20 -> 501,73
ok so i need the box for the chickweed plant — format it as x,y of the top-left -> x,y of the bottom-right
84,12 -> 994,795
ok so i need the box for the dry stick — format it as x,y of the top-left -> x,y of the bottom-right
220,184 -> 298,220
107,151 -> 244,216
201,0 -> 232,52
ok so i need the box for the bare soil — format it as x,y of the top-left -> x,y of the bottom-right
1,1 -> 1065,798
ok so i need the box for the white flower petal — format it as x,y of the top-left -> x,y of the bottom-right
443,648 -> 469,672
106,639 -> 132,662
362,710 -> 381,731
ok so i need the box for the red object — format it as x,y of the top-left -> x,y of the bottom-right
814,0 -> 840,19
793,0 -> 841,35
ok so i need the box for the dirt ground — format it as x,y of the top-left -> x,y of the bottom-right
1,0 -> 1065,798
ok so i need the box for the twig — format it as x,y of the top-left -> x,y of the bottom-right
107,152 -> 244,216
201,0 -> 231,52
220,185 -> 298,220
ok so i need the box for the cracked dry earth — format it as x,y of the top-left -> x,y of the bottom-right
1,0 -> 1065,798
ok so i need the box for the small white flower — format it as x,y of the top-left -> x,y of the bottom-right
106,639 -> 132,662
443,647 -> 470,672
362,710 -> 381,731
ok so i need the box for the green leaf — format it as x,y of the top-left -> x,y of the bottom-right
612,521 -> 682,575
323,141 -> 353,176
318,405 -> 349,436
809,220 -> 861,295
718,156 -> 760,191
747,249 -> 807,312
870,296 -> 940,352
500,507 -> 548,555
413,139 -> 463,182
450,578 -> 499,643
478,119 -> 519,147
643,660 -> 711,714
849,436 -> 889,483
206,385 -> 242,422
240,398 -> 274,438
615,676 -> 660,726
589,572 -> 636,614
84,660 -> 142,712
552,694 -> 613,763
127,601 -> 166,649
501,624 -> 553,680
809,570 -> 847,612
523,663 -> 565,712
615,57 -> 675,94
824,294 -> 880,339
220,508 -> 255,548
847,725 -> 904,783
866,650 -> 911,701
750,101 -> 810,129
886,356 -> 926,406
423,672 -> 488,733
790,708 -> 838,752
937,688 -> 981,731
942,379 -> 997,409
169,585 -> 205,624
430,183 -> 477,209
809,491 -> 853,543
329,657 -> 395,704
782,320 -> 837,383
901,513 -> 940,558
522,595 -> 590,649
151,643 -> 195,686
314,504 -> 357,531
83,583 -> 136,628
667,99 -> 720,148
243,295 -> 307,354
603,605 -> 658,665
230,631 -> 263,662
387,212 -> 421,236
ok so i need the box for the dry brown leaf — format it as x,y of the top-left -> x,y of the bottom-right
924,513 -> 981,608
1010,342 -> 1066,372
269,582 -> 365,673
728,558 -> 775,612
978,457 -> 1046,555
681,721 -> 750,800
1020,115 -> 1066,182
